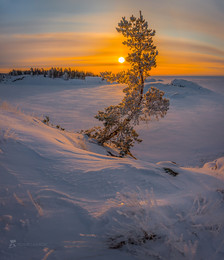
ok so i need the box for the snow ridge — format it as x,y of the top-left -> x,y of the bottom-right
0,76 -> 224,259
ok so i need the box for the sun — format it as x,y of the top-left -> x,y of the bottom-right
118,57 -> 125,63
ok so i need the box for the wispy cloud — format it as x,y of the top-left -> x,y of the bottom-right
0,0 -> 223,75
0,32 -> 127,72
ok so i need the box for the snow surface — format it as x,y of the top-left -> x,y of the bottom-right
0,75 -> 224,259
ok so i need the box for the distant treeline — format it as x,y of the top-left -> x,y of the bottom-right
8,67 -> 98,80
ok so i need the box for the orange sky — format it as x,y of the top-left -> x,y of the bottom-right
1,32 -> 223,76
0,0 -> 224,75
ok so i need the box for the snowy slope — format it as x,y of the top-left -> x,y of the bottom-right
135,77 -> 224,166
1,75 -> 223,166
0,76 -> 224,259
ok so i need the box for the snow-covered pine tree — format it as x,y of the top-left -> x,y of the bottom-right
85,11 -> 169,158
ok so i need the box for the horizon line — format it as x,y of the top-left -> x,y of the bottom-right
1,71 -> 224,77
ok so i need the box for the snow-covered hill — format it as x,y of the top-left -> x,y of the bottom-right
0,76 -> 224,259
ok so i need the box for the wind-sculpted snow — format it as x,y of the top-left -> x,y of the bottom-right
0,76 -> 224,259
202,157 -> 224,175
145,78 -> 214,100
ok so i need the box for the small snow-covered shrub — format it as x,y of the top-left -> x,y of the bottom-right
102,190 -> 224,259
108,230 -> 157,249
42,115 -> 50,125
105,190 -> 161,252
163,167 -> 179,176
42,116 -> 65,131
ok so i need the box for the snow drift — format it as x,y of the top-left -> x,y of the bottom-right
0,75 -> 224,259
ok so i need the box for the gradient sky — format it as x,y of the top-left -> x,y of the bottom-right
0,0 -> 224,75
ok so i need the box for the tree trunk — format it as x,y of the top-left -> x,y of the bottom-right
99,79 -> 145,145
98,117 -> 131,144
140,71 -> 144,95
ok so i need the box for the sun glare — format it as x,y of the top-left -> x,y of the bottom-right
118,57 -> 125,63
